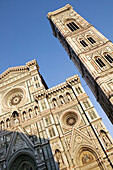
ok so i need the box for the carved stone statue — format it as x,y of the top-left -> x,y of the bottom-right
55,149 -> 64,166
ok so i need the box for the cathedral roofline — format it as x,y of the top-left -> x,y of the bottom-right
0,59 -> 39,80
34,74 -> 80,99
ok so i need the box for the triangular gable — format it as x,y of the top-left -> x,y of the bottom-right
0,67 -> 29,83
6,127 -> 34,162
0,59 -> 39,82
70,127 -> 93,153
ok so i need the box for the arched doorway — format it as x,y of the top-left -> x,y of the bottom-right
8,154 -> 37,170
75,146 -> 103,170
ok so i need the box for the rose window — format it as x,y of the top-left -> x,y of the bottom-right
66,117 -> 76,126
2,87 -> 26,108
60,110 -> 81,129
9,94 -> 23,106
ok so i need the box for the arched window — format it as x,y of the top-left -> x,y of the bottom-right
95,57 -> 106,67
80,40 -> 88,47
104,54 -> 113,63
52,98 -> 58,108
87,37 -> 96,44
66,92 -> 72,102
66,21 -> 79,32
6,118 -> 10,128
12,111 -> 19,125
28,109 -> 32,118
34,106 -> 38,115
12,111 -> 19,118
1,121 -> 4,130
22,111 -> 27,121
59,95 -> 65,105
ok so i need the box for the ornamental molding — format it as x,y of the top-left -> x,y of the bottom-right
0,59 -> 39,81
47,4 -> 73,19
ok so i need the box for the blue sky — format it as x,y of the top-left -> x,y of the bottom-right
0,0 -> 113,136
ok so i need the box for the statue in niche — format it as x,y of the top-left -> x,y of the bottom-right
55,149 -> 64,166
31,123 -> 37,135
101,132 -> 111,147
82,151 -> 93,165
14,117 -> 20,124
23,112 -> 27,121
12,111 -> 20,125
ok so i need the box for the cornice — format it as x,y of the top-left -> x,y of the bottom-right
34,75 -> 80,100
0,59 -> 39,81
47,4 -> 73,19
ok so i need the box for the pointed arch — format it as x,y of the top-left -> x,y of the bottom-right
65,20 -> 80,32
66,92 -> 72,102
74,145 -> 102,169
52,98 -> 58,108
59,95 -> 65,105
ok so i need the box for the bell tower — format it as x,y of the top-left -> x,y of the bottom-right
47,4 -> 113,124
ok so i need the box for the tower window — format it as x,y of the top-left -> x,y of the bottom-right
87,37 -> 96,44
35,82 -> 40,88
75,86 -> 83,95
67,22 -> 79,32
95,58 -> 105,67
48,127 -> 56,138
83,100 -> 90,109
34,75 -> 38,81
88,110 -> 97,120
104,54 -> 113,63
80,40 -> 88,47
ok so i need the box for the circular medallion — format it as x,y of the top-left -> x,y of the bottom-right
2,87 -> 26,109
66,117 -> 76,126
9,94 -> 23,106
76,136 -> 82,144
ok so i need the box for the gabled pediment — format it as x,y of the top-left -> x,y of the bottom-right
69,127 -> 93,153
0,66 -> 29,83
0,59 -> 39,83
6,127 -> 34,162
